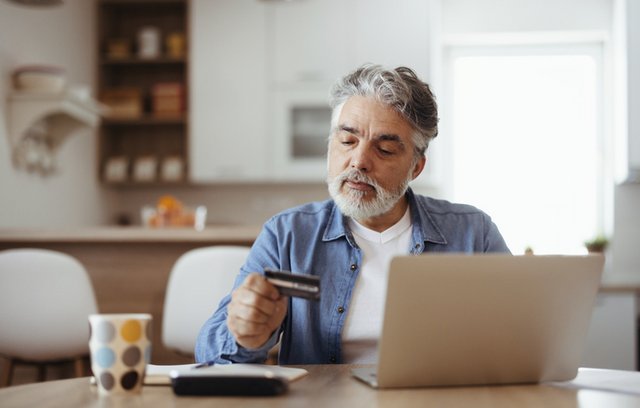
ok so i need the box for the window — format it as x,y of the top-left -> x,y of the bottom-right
446,44 -> 608,254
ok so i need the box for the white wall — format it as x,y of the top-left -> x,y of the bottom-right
112,183 -> 330,226
442,0 -> 612,34
611,0 -> 640,275
0,0 -> 112,228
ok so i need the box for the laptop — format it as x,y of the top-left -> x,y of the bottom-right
352,254 -> 604,388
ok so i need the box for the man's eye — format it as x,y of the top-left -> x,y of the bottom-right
378,144 -> 397,155
341,139 -> 355,146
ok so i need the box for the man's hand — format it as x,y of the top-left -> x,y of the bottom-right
227,272 -> 288,350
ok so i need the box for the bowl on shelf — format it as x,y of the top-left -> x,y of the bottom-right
13,65 -> 66,93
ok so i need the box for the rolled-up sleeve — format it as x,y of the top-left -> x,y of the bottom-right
194,219 -> 284,364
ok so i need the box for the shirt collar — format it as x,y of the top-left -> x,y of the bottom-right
322,202 -> 350,242
406,188 -> 448,245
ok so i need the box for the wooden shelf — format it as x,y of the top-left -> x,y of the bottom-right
103,180 -> 189,187
102,115 -> 186,126
99,0 -> 185,5
100,56 -> 187,65
97,0 -> 189,184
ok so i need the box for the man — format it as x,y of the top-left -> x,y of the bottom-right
195,64 -> 510,365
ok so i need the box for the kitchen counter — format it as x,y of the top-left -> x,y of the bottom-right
2,228 -> 638,292
0,225 -> 261,244
599,272 -> 640,292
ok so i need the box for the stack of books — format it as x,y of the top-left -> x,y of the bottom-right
152,82 -> 185,116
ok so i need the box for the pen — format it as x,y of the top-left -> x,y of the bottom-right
193,361 -> 215,369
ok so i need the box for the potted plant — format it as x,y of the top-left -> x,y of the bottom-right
584,235 -> 609,253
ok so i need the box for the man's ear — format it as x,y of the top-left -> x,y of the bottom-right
411,155 -> 427,180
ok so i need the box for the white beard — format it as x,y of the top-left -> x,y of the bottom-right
327,168 -> 412,220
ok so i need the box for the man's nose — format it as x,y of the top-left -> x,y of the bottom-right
351,144 -> 372,172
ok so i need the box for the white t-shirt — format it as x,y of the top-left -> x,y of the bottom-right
341,208 -> 413,363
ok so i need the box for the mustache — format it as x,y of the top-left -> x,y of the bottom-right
335,169 -> 379,190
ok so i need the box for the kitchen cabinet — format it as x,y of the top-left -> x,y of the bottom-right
270,0 -> 431,85
582,292 -> 637,370
271,0 -> 352,86
97,0 -> 189,185
626,0 -> 640,182
189,0 -> 269,182
352,0 -> 431,76
190,0 -> 436,182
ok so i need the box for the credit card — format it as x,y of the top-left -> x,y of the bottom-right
264,268 -> 320,301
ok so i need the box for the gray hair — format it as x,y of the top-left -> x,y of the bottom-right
329,64 -> 439,157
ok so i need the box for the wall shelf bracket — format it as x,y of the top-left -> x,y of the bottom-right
7,91 -> 105,174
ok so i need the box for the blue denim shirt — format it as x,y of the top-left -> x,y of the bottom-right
195,188 -> 510,365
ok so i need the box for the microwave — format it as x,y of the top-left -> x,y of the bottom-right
272,86 -> 332,181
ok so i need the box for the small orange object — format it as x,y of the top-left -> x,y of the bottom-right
157,195 -> 182,214
147,195 -> 194,227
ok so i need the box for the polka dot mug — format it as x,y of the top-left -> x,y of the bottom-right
89,314 -> 152,395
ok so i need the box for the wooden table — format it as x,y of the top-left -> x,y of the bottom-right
1,365 -> 640,407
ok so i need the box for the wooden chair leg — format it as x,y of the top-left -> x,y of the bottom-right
74,357 -> 84,378
37,364 -> 46,382
1,358 -> 15,387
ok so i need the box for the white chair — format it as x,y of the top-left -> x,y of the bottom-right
0,248 -> 98,387
162,245 -> 251,356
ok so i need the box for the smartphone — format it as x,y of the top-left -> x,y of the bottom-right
171,374 -> 288,396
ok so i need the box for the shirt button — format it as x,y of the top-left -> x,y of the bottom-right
350,264 -> 357,271
337,306 -> 345,314
415,243 -> 421,249
329,356 -> 337,363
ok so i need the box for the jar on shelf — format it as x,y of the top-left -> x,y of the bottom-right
166,32 -> 186,58
138,26 -> 161,59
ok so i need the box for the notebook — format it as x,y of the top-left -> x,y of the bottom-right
91,364 -> 307,386
147,363 -> 307,385
352,254 -> 604,389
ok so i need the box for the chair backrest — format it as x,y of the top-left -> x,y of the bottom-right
162,245 -> 250,355
0,248 -> 98,361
